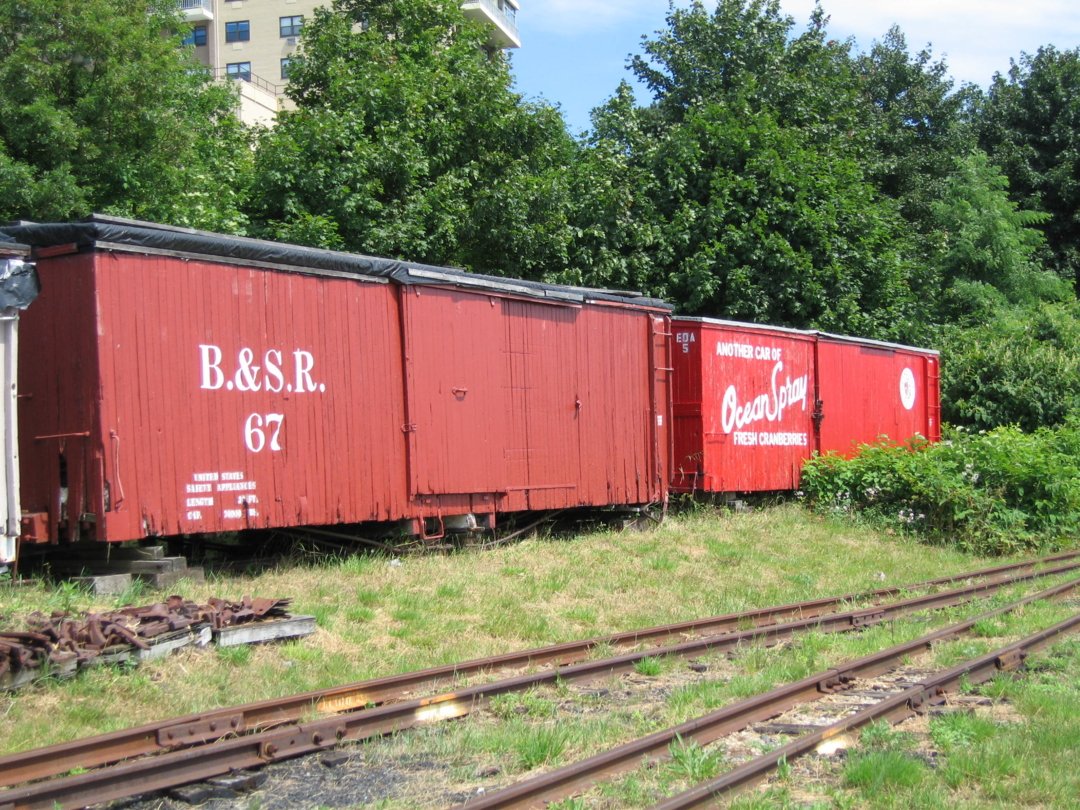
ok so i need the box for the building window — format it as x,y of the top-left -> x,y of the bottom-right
225,21 -> 250,43
279,16 -> 303,37
226,62 -> 252,81
280,57 -> 293,80
182,25 -> 208,47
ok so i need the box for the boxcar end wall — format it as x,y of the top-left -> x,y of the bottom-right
0,241 -> 35,565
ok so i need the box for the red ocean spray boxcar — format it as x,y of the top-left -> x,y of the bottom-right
671,317 -> 939,495
7,217 -> 672,546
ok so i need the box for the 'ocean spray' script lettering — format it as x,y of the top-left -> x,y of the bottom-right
721,362 -> 809,433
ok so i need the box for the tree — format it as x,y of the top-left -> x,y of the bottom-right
978,46 -> 1080,291
631,1 -> 868,144
567,1 -> 921,339
927,149 -> 1065,321
854,27 -> 977,228
248,0 -> 576,278
0,0 -> 252,231
551,82 -> 665,295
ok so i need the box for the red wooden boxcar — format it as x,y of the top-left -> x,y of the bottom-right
6,217 -> 671,545
671,318 -> 940,494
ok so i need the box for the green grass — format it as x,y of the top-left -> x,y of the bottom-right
0,505 -> 1077,809
488,689 -> 558,720
666,736 -> 726,782
844,749 -> 928,791
215,645 -> 252,666
633,656 -> 664,676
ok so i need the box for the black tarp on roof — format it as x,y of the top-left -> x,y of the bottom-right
0,235 -> 37,310
1,215 -> 671,310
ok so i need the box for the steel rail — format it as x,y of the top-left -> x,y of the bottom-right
653,610 -> 1080,809
460,576 -> 1080,809
1,550 -> 1075,789
2,564 -> 1078,809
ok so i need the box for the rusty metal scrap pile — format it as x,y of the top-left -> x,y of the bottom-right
0,595 -> 291,678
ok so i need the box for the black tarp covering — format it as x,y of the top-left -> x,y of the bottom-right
0,215 -> 671,310
0,233 -> 37,309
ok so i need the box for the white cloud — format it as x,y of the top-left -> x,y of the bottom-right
779,1 -> 1080,84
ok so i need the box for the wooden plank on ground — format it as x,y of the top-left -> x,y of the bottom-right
214,615 -> 316,647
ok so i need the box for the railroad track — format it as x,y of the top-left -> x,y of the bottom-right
462,576 -> 1080,808
650,612 -> 1080,809
1,552 -> 1078,809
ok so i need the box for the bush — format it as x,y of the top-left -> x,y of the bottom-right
800,421 -> 1080,554
938,300 -> 1080,432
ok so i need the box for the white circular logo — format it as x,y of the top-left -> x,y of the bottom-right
899,368 -> 916,410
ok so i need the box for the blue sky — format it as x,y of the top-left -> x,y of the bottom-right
510,1 -> 1080,135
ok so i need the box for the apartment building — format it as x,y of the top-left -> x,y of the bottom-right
181,0 -> 521,126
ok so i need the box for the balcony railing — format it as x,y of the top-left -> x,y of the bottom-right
179,0 -> 213,21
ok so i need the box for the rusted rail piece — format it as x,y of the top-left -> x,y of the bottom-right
2,567 -> 1078,809
462,576 -> 1080,809
0,550 -> 1074,789
653,610 -> 1080,809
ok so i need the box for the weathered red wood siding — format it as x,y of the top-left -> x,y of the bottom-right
815,335 -> 941,456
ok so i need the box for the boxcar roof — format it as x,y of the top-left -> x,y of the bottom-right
1,215 -> 671,311
673,315 -> 815,338
0,232 -> 29,257
673,315 -> 938,356
815,330 -> 939,356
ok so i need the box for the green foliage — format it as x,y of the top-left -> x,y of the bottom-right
566,3 -> 1074,338
666,735 -> 725,783
0,0 -> 252,230
489,690 -> 558,720
843,749 -> 927,791
937,300 -> 1080,431
507,722 -> 575,770
215,644 -> 252,666
928,150 -> 1055,311
859,720 -> 913,752
248,0 -> 576,278
842,721 -> 926,795
978,45 -> 1080,291
801,421 -> 1080,554
929,711 -> 1001,751
634,656 -> 664,676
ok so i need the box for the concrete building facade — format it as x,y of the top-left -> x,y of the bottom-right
181,0 -> 520,126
